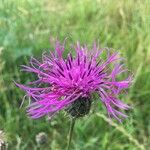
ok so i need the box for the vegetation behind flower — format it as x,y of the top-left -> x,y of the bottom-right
0,0 -> 149,149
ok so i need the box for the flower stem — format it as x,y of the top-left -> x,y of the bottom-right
66,117 -> 76,150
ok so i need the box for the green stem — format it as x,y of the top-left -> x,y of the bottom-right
66,117 -> 76,150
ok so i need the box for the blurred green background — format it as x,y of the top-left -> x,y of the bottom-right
0,0 -> 150,149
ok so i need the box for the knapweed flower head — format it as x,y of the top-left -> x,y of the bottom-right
16,40 -> 132,122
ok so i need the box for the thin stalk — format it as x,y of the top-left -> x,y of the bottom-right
66,117 -> 76,150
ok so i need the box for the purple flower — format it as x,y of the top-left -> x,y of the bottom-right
16,40 -> 132,122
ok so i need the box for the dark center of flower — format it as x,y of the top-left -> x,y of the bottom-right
66,97 -> 92,118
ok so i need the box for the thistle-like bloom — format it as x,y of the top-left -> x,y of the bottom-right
16,40 -> 132,122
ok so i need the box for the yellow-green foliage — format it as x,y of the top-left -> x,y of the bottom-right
0,48 -> 5,92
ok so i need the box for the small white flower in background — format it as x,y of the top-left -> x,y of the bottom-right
0,130 -> 8,150
36,132 -> 48,145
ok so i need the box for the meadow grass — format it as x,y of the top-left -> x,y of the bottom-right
0,0 -> 150,149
